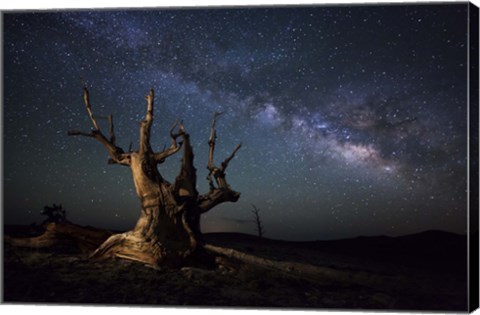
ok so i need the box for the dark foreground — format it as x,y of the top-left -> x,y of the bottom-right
3,226 -> 468,311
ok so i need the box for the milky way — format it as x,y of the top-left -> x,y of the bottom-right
3,3 -> 469,240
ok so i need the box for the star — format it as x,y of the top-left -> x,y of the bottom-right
3,3 -> 470,240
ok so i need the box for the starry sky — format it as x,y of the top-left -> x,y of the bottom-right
3,3 -> 470,240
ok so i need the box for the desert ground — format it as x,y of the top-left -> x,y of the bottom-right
3,226 -> 468,311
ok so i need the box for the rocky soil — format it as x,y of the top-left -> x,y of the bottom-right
3,227 -> 468,311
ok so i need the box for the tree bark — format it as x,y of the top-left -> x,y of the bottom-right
67,87 -> 242,268
84,91 -> 204,267
7,87 -> 242,268
88,152 -> 200,267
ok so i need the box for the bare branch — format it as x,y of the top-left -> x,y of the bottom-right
251,204 -> 265,238
146,89 -> 154,118
196,112 -> 241,213
69,129 -> 131,166
207,111 -> 223,171
197,188 -> 240,214
108,115 -> 116,145
153,143 -> 183,164
69,88 -> 130,166
83,87 -> 100,131
169,118 -> 180,143
139,89 -> 155,155
153,119 -> 184,164
220,143 -> 242,172
205,112 -> 241,191
206,173 -> 215,191
98,115 -> 117,145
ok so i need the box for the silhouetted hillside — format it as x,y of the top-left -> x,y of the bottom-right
205,230 -> 467,273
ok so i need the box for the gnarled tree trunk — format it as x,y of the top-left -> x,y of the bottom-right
8,87 -> 241,268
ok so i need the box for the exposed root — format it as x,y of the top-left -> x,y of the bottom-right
4,221 -> 113,254
89,231 -> 166,268
5,221 -> 198,269
89,230 -> 201,268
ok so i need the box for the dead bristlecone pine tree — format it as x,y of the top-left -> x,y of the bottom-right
251,204 -> 265,238
65,86 -> 242,267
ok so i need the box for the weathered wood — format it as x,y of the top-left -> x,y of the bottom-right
206,111 -> 241,189
197,188 -> 240,214
68,87 -> 130,166
221,143 -> 242,174
10,86 -> 242,268
200,112 -> 242,213
174,122 -> 198,201
139,89 -> 154,155
153,119 -> 183,164
107,114 -> 116,145
74,88 -> 240,267
83,87 -> 99,131
5,221 -> 113,254
203,244 -> 408,292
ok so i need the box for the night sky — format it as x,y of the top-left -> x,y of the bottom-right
3,3 -> 470,240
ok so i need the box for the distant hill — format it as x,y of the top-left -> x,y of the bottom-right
204,230 -> 467,273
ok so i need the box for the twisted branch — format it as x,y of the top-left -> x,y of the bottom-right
153,119 -> 184,164
206,112 -> 241,190
68,87 -> 130,166
198,112 -> 241,213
